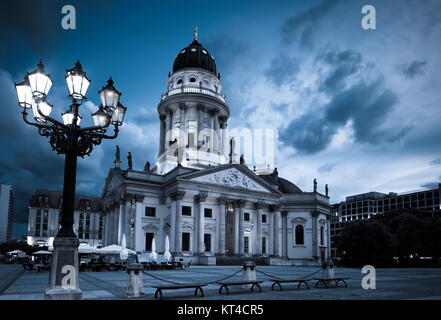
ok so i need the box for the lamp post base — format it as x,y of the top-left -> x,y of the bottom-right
45,236 -> 82,300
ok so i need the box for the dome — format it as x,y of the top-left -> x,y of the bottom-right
173,39 -> 217,75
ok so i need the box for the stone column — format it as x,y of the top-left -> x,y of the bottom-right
282,212 -> 288,259
113,201 -> 119,245
219,117 -> 227,158
272,205 -> 281,257
195,192 -> 208,254
217,197 -> 227,255
165,108 -> 172,151
212,110 -> 219,154
254,202 -> 264,255
118,199 -> 125,245
159,115 -> 166,154
171,191 -> 185,255
233,202 -> 239,254
326,215 -> 331,259
197,105 -> 204,148
124,194 -> 132,248
237,200 -> 247,255
133,194 -> 144,252
269,211 -> 274,255
169,202 -> 175,253
312,211 -> 319,261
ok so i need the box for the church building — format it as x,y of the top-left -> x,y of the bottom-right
100,28 -> 332,266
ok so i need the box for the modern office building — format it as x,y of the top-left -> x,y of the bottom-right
27,190 -> 103,247
330,184 -> 441,247
0,183 -> 15,243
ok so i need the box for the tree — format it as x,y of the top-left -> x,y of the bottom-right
335,220 -> 396,267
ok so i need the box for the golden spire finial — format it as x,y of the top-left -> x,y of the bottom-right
194,25 -> 198,41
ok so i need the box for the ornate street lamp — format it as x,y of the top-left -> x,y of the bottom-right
14,60 -> 127,300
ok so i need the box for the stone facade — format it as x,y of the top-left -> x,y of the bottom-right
27,190 -> 103,248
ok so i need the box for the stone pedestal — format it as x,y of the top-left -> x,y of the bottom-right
242,261 -> 256,289
126,263 -> 144,298
322,258 -> 335,285
45,236 -> 82,300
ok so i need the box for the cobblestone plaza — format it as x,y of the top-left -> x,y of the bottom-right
1,265 -> 440,300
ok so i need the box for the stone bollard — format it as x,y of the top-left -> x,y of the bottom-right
322,258 -> 335,286
242,261 -> 256,289
126,263 -> 144,298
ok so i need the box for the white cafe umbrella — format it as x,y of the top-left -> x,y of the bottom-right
32,250 -> 53,255
7,250 -> 24,255
164,235 -> 171,262
149,238 -> 158,262
98,244 -> 135,255
120,234 -> 129,260
78,244 -> 98,254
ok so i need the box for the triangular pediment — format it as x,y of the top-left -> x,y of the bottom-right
101,169 -> 125,198
183,165 -> 279,194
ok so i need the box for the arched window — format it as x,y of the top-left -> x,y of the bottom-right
320,226 -> 324,246
295,225 -> 304,245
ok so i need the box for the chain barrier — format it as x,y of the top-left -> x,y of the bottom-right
256,267 -> 322,280
142,268 -> 242,286
142,266 -> 322,286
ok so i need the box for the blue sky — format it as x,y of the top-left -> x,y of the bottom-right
1,0 -> 440,239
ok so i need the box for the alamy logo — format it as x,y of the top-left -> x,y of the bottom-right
61,5 -> 76,30
361,265 -> 376,289
61,265 -> 76,289
361,5 -> 376,30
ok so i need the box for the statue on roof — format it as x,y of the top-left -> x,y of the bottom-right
127,152 -> 132,171
314,178 -> 317,192
144,161 -> 151,172
325,184 -> 329,197
114,145 -> 121,169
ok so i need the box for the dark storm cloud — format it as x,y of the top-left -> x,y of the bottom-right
0,1 -> 61,60
281,0 -> 342,49
399,60 -> 428,79
316,49 -> 363,93
279,48 -> 404,154
265,55 -> 299,87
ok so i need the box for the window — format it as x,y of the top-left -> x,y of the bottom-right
145,232 -> 154,251
177,78 -> 182,85
295,225 -> 304,245
182,206 -> 192,216
189,77 -> 196,83
204,208 -> 212,218
244,212 -> 250,221
204,234 -> 211,252
244,236 -> 249,254
145,207 -> 156,217
261,214 -> 267,223
182,232 -> 190,251
262,237 -> 266,254
320,226 -> 324,246
35,209 -> 41,237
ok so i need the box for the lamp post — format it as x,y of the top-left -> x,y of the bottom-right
15,60 -> 127,300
